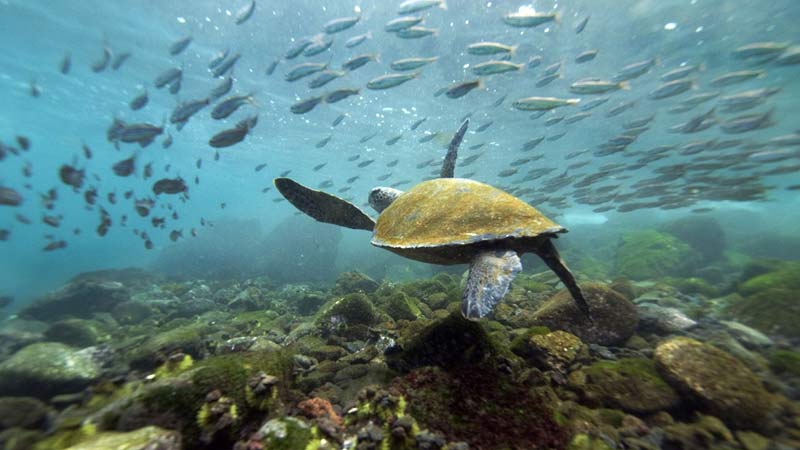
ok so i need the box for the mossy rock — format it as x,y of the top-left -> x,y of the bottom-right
665,277 -> 718,297
737,260 -> 800,296
100,351 -> 293,448
111,301 -> 157,325
0,343 -> 100,399
332,271 -> 379,295
252,417 -> 322,450
723,288 -> 800,338
567,433 -> 614,450
382,291 -> 424,322
531,283 -> 638,346
570,358 -> 680,414
392,366 -> 569,449
614,230 -> 699,281
387,312 -> 513,373
44,319 -> 102,348
767,350 -> 800,377
399,278 -> 452,303
127,323 -> 213,370
662,414 -> 736,449
59,426 -> 180,450
0,428 -> 44,450
661,215 -> 726,263
654,337 -> 776,430
511,330 -> 586,372
294,293 -> 326,316
0,396 -> 51,430
316,293 -> 378,329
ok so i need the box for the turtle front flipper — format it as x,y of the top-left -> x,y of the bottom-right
440,119 -> 469,178
274,177 -> 375,231
461,249 -> 522,320
535,239 -> 593,320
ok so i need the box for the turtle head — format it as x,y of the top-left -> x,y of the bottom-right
368,187 -> 404,213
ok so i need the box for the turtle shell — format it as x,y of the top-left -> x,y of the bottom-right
371,178 -> 564,251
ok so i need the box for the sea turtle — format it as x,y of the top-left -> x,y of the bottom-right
275,120 -> 590,320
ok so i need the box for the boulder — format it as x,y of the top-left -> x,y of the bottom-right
333,271 -> 379,295
0,343 -> 101,398
636,304 -> 697,335
531,283 -> 638,346
0,396 -> 50,430
511,330 -> 587,372
654,337 -> 777,430
64,426 -> 180,450
614,230 -> 699,281
569,358 -> 681,414
20,280 -> 129,322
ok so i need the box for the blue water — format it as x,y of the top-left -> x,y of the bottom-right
1,0 -> 799,307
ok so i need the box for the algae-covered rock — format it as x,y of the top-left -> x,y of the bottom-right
567,433 -> 614,450
317,293 -> 378,329
382,291 -> 424,321
110,301 -> 157,325
127,323 -> 212,370
662,414 -> 736,450
724,288 -> 800,338
636,304 -> 697,335
614,230 -> 699,281
294,293 -> 326,316
0,343 -> 101,398
386,312 -> 501,372
510,330 -> 587,372
724,261 -> 800,338
44,319 -> 102,348
531,283 -> 638,346
20,280 -> 130,322
0,396 -> 51,430
392,366 -> 569,449
247,417 -> 324,450
62,426 -> 180,450
654,337 -> 776,430
661,216 -> 726,263
333,271 -> 379,295
570,358 -> 680,414
767,350 -> 800,377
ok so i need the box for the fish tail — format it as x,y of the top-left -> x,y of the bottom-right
375,52 -> 382,64
509,45 -> 519,57
439,0 -> 448,10
554,12 -> 561,24
619,81 -> 631,90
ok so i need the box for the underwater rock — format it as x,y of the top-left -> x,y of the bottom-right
767,350 -> 800,378
381,291 -> 424,321
126,323 -> 213,370
333,271 -> 379,295
20,279 -> 130,321
110,301 -> 157,325
720,321 -> 774,349
392,366 -> 569,449
0,396 -> 51,430
227,286 -> 264,311
661,414 -> 736,450
386,312 -> 500,372
636,304 -> 698,335
316,293 -> 379,334
0,342 -> 101,398
295,293 -> 327,316
568,358 -> 681,414
510,329 -> 588,373
531,283 -> 638,346
44,319 -> 103,347
0,318 -> 46,360
613,230 -> 700,281
244,417 -> 324,450
63,426 -> 180,450
654,337 -> 777,430
661,216 -> 726,263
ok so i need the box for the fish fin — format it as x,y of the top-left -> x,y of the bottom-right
461,250 -> 521,320
274,177 -> 375,231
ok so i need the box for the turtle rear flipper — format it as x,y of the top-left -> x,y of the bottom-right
440,119 -> 469,178
461,249 -> 522,320
536,239 -> 592,321
274,177 -> 375,231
